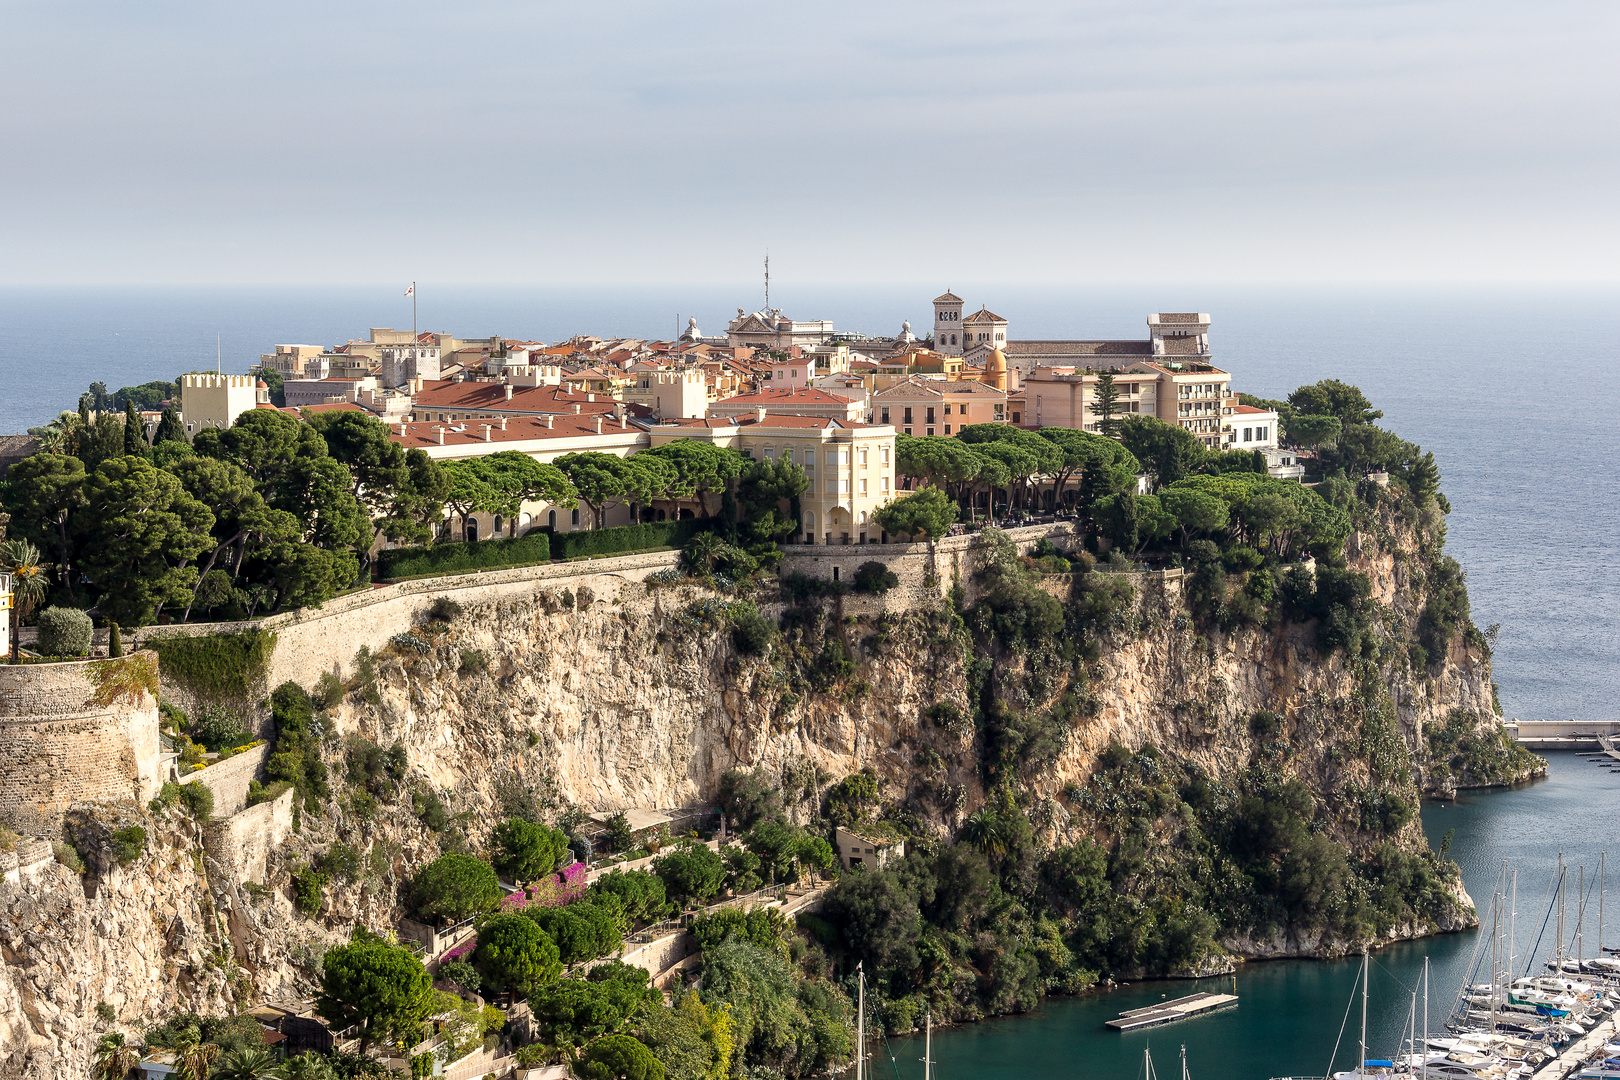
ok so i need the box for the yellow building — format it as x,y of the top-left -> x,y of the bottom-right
872,375 -> 1008,436
649,411 -> 897,545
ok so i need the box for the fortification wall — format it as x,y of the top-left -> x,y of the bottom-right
178,743 -> 270,817
0,656 -> 161,836
0,839 -> 54,886
203,787 -> 293,885
139,550 -> 682,691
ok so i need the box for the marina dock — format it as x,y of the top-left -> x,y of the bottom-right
1507,720 -> 1620,751
1529,1010 -> 1620,1079
1105,992 -> 1239,1031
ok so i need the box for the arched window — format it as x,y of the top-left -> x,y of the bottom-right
493,515 -> 503,536
465,520 -> 479,543
548,509 -> 557,529
859,511 -> 867,525
519,512 -> 532,535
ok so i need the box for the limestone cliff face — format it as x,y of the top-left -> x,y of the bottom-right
0,509 -> 1528,1076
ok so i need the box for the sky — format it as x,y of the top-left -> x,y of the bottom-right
3,0 -> 1617,286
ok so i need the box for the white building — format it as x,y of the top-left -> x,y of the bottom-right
1230,405 -> 1278,451
726,308 -> 835,350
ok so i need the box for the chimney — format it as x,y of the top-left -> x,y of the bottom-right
593,415 -> 603,434
573,403 -> 582,414
505,384 -> 514,401
754,406 -> 768,424
545,414 -> 555,429
481,423 -> 492,441
498,417 -> 508,430
587,392 -> 595,402
395,422 -> 407,436
433,426 -> 445,445
620,412 -> 628,430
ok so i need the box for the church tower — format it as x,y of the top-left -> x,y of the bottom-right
933,290 -> 964,356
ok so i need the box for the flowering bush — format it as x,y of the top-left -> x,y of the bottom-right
439,937 -> 476,964
497,861 -> 589,914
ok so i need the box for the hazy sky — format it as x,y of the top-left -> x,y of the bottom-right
3,0 -> 1616,285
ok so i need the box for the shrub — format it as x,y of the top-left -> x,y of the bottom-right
107,622 -> 123,658
110,825 -> 147,865
313,670 -> 344,709
458,648 -> 488,676
427,597 -> 464,623
145,630 -> 276,708
189,705 -> 252,753
54,841 -> 86,874
36,606 -> 93,656
293,868 -> 328,915
376,533 -> 551,580
728,602 -> 773,656
414,789 -> 450,831
852,561 -> 899,595
154,780 -> 215,821
246,779 -> 293,807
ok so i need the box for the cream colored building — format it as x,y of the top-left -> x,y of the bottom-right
1021,359 -> 1237,450
726,309 -> 835,350
649,412 -> 897,545
873,376 -> 1008,435
256,344 -> 326,377
180,373 -> 264,434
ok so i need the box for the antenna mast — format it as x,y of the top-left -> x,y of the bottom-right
764,252 -> 770,314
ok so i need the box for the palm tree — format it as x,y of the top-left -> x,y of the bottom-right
959,808 -> 1008,859
212,1046 -> 286,1080
93,1032 -> 139,1080
280,1054 -> 335,1080
33,411 -> 84,455
1,539 -> 48,663
174,1037 -> 221,1080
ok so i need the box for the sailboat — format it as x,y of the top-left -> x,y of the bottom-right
1332,949 -> 1404,1079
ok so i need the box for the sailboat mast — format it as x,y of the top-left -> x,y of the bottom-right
1509,869 -> 1517,989
1423,957 -> 1430,1078
1360,946 -> 1368,1078
855,964 -> 865,1080
1578,865 -> 1586,968
922,1010 -> 932,1080
1601,852 -> 1607,957
1557,853 -> 1566,968
1181,1043 -> 1189,1080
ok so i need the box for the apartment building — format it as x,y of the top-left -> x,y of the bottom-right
1021,359 -> 1238,450
709,387 -> 865,423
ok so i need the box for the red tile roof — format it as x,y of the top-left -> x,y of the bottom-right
712,387 -> 857,407
388,413 -> 645,450
409,380 -> 651,417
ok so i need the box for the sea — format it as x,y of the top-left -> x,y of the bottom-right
2,283 -> 1617,1077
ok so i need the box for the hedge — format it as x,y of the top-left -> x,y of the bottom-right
550,519 -> 710,559
377,533 -> 551,581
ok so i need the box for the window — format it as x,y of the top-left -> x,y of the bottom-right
926,427 -> 935,436
1243,428 -> 1252,442
903,407 -> 913,424
860,448 -> 868,467
904,427 -> 912,435
764,446 -> 775,459
880,407 -> 890,424
881,446 -> 890,465
943,404 -> 951,416
1258,426 -> 1268,440
944,424 -> 951,434
882,477 -> 890,493
571,508 -> 580,526
994,403 -> 1005,421
825,450 -> 837,466
925,407 -> 935,424
860,478 -> 868,494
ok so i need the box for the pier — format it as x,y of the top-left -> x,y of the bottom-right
1507,720 -> 1620,751
1529,1010 -> 1619,1078
1104,992 -> 1239,1031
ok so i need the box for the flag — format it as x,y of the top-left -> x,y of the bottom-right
404,284 -> 414,298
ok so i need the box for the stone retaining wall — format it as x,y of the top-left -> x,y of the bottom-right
0,655 -> 162,836
138,550 -> 682,692
203,786 -> 294,885
177,742 -> 271,817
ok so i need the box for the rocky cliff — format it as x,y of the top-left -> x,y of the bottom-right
0,500 -> 1536,1076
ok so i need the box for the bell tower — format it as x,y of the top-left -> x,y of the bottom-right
932,289 -> 964,356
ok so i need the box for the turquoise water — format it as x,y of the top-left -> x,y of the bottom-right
872,752 -> 1620,1080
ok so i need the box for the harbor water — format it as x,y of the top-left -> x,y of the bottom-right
877,750 -> 1620,1079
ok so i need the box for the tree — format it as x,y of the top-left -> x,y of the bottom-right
2,452 -> 87,590
81,381 -> 114,413
556,452 -> 653,530
873,485 -> 956,541
527,902 -> 622,964
281,1053 -> 336,1080
578,1034 -> 665,1080
957,425 -> 1064,511
1092,493 -> 1138,555
305,411 -> 414,555
122,398 -> 146,456
316,933 -> 433,1054
77,455 -> 215,626
395,449 -> 452,545
466,450 -> 576,523
168,456 -> 302,622
154,408 -> 187,446
257,370 -> 286,408
93,1032 -> 138,1080
1119,416 -> 1205,490
588,870 -> 671,928
1036,427 -> 1138,509
491,818 -> 570,883
473,912 -> 562,997
412,853 -> 500,923
1407,450 -> 1442,505
0,539 -> 48,662
717,770 -> 782,831
1283,413 -> 1341,451
653,844 -> 726,907
1088,372 -> 1123,437
212,1047 -> 285,1080
527,964 -> 662,1050
735,456 -> 809,548
638,441 -> 747,518
174,1037 -> 221,1080
1287,380 -> 1381,426
1159,487 -> 1229,549
893,435 -> 982,501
